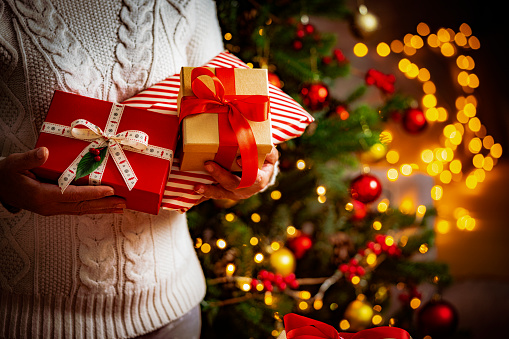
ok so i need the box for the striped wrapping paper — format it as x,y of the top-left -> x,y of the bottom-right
122,51 -> 313,212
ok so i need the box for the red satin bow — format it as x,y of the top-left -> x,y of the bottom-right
284,314 -> 411,339
179,67 -> 270,189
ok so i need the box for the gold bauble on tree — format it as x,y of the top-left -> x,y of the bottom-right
344,296 -> 374,331
351,4 -> 379,38
269,247 -> 296,276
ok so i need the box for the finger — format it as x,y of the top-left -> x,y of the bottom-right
203,161 -> 242,191
9,147 -> 49,171
195,183 -> 239,200
236,146 -> 278,168
55,184 -> 116,202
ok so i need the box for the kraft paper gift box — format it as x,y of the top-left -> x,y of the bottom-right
33,90 -> 179,215
177,66 -> 273,188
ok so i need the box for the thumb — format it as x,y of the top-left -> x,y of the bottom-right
10,147 -> 49,171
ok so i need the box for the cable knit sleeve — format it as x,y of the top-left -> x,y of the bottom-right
185,0 -> 224,67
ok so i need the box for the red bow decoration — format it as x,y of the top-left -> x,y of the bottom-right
284,314 -> 411,339
179,67 -> 270,188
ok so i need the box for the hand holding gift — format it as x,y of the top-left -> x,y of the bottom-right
0,147 -> 126,216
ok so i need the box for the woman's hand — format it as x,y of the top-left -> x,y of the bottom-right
194,146 -> 279,202
0,147 -> 126,216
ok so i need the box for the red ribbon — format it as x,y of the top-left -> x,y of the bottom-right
179,67 -> 270,188
284,314 -> 411,339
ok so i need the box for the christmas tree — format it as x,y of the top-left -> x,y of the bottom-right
187,1 -> 500,338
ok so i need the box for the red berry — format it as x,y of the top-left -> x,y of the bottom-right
267,272 -> 275,282
292,40 -> 303,51
284,273 -> 296,283
357,266 -> 366,276
339,264 -> 349,273
251,279 -> 260,290
296,29 -> 305,38
263,280 -> 273,292
94,155 -> 101,162
289,279 -> 299,289
277,282 -> 287,290
89,148 -> 100,155
304,24 -> 315,34
275,274 -> 284,284
258,270 -> 268,280
350,258 -> 358,266
349,265 -> 358,274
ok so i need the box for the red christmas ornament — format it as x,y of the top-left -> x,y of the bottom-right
287,234 -> 313,259
333,48 -> 346,63
292,40 -> 303,51
333,105 -> 349,120
304,23 -> 315,34
365,69 -> 395,94
300,83 -> 330,111
402,108 -> 427,134
349,173 -> 382,204
268,72 -> 282,88
417,299 -> 459,338
350,199 -> 367,222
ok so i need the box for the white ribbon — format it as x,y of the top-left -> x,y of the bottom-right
40,103 -> 173,192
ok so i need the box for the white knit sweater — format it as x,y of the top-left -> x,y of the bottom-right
0,0 -> 224,338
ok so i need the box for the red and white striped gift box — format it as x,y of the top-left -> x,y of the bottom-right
123,51 -> 313,212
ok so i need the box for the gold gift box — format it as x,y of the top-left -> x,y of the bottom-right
177,67 -> 272,172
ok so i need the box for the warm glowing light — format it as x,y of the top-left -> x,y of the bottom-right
254,253 -> 264,263
226,263 -> 235,275
437,107 -> 448,121
417,22 -> 430,36
251,213 -> 261,223
423,81 -> 436,94
419,244 -> 429,254
241,283 -> 251,291
439,170 -> 452,184
353,43 -> 368,57
366,253 -> 377,265
345,202 -> 354,211
224,32 -> 232,40
299,291 -> 311,300
296,160 -> 306,170
271,242 -> 280,251
425,107 -> 438,121
437,28 -> 450,42
468,74 -> 479,88
387,168 -> 399,181
201,243 -> 211,253
431,185 -> 443,200
468,36 -> 480,49
225,213 -> 235,222
195,238 -> 203,248
472,154 -> 484,168
421,149 -> 434,163
468,137 -> 482,153
386,150 -> 400,164
405,63 -> 419,78
490,143 -> 503,158
417,68 -> 430,82
441,42 -> 455,57
376,42 -> 391,57
455,33 -> 467,46
339,320 -> 350,331
400,164 -> 412,176
417,205 -> 426,216
377,199 -> 389,213
449,159 -> 462,174
318,195 -> 327,203
265,292 -> 273,305
474,168 -> 486,182
460,23 -> 472,36
372,221 -> 382,230
385,236 -> 395,246
250,237 -> 259,246
483,135 -> 494,149
271,190 -> 282,200
317,186 -> 326,195
410,35 -> 424,49
216,239 -> 227,249
436,220 -> 450,234
410,298 -> 422,309
427,34 -> 439,48
399,199 -> 414,214
379,130 -> 393,144
465,174 -> 478,189
351,276 -> 361,285
398,58 -> 411,72
314,299 -> 323,310
483,156 -> 494,171
422,94 -> 437,108
390,40 -> 404,53
457,215 -> 476,231
287,226 -> 296,236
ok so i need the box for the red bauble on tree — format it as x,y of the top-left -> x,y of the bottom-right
268,72 -> 282,88
349,199 -> 367,222
417,299 -> 459,338
402,108 -> 427,134
287,233 -> 313,259
300,82 -> 330,111
349,173 -> 382,204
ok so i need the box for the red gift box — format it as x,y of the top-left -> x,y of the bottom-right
33,90 -> 179,215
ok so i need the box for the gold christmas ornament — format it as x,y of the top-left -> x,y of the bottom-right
269,247 -> 296,276
352,5 -> 379,38
344,298 -> 374,331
